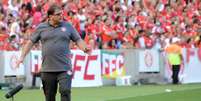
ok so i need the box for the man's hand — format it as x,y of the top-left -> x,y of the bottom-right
15,58 -> 24,68
84,47 -> 92,55
76,39 -> 92,55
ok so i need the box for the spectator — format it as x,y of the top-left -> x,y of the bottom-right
0,0 -> 200,50
32,4 -> 42,28
77,9 -> 87,39
8,0 -> 19,17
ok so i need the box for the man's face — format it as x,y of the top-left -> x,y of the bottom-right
50,10 -> 62,24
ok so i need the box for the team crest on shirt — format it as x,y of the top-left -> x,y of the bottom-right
61,27 -> 66,32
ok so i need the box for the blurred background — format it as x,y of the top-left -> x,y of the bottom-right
0,0 -> 201,101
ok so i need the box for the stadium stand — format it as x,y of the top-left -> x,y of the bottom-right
0,0 -> 200,51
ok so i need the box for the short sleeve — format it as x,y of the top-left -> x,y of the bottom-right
68,23 -> 81,42
30,25 -> 42,43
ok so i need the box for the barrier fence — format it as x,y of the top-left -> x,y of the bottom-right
0,48 -> 201,87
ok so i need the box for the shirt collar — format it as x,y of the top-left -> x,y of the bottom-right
47,21 -> 62,28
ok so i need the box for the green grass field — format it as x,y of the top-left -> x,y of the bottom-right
1,83 -> 201,101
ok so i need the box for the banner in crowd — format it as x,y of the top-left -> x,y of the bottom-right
138,49 -> 160,72
101,50 -> 125,78
181,48 -> 201,83
71,50 -> 102,87
29,50 -> 102,87
3,51 -> 25,76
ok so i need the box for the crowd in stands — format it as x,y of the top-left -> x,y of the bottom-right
0,0 -> 201,51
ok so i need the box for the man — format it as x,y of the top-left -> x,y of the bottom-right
16,4 -> 90,101
165,37 -> 183,84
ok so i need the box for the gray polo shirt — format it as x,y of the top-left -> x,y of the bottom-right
31,21 -> 81,72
